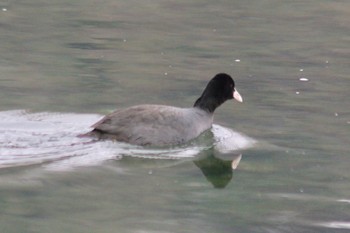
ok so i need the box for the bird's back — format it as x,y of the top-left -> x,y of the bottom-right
91,104 -> 213,146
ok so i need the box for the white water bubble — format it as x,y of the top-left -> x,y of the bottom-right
0,111 -> 256,171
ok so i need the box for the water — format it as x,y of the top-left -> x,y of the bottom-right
0,110 -> 254,170
0,0 -> 349,232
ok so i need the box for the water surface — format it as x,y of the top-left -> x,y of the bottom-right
0,0 -> 349,232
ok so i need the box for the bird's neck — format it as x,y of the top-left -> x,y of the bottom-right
193,95 -> 224,113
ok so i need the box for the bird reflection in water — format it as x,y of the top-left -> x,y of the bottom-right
193,152 -> 242,189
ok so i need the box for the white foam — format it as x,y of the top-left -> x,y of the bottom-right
212,124 -> 255,153
0,110 -> 255,171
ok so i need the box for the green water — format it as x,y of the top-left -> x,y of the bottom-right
1,0 -> 349,232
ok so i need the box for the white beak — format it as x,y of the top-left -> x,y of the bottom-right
233,89 -> 243,103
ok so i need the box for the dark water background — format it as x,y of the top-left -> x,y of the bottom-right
0,0 -> 349,232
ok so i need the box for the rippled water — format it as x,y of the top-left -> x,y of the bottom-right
0,110 -> 255,170
1,0 -> 350,232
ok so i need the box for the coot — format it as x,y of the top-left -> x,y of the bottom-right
85,73 -> 243,146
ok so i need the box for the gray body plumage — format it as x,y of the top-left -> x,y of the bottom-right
91,105 -> 213,146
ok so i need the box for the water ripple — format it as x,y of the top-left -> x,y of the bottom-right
0,110 -> 255,171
